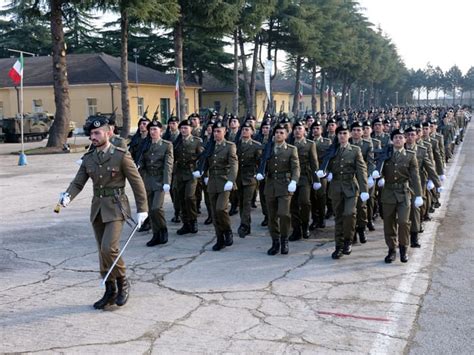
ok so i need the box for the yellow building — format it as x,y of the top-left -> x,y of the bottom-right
0,53 -> 200,130
201,75 -> 334,120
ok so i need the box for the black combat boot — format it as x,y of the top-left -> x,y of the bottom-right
280,237 -> 289,254
384,249 -> 396,263
160,228 -> 168,244
399,246 -> 409,263
116,277 -> 130,307
410,232 -> 421,248
138,217 -> 151,232
309,220 -> 318,231
146,232 -> 161,247
367,221 -> 375,231
301,224 -> 310,239
317,219 -> 326,228
171,213 -> 181,223
212,233 -> 225,251
289,226 -> 302,241
204,216 -> 213,225
352,231 -> 358,244
357,227 -> 367,244
342,241 -> 352,255
190,220 -> 198,233
93,281 -> 117,309
177,223 -> 192,235
224,230 -> 234,246
229,205 -> 238,216
238,225 -> 250,238
331,247 -> 343,259
267,239 -> 280,256
261,216 -> 268,227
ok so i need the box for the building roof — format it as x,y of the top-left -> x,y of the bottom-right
0,53 -> 199,88
201,73 -> 314,94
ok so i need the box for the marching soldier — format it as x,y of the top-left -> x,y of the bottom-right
378,129 -> 423,263
236,121 -> 262,238
227,115 -> 240,216
174,119 -> 203,235
190,113 -> 202,138
128,117 -> 150,165
163,116 -> 182,224
309,120 -> 332,230
349,121 -> 375,243
255,119 -> 272,226
289,120 -> 319,241
200,119 -> 217,225
371,117 -> 390,147
197,121 -> 238,251
322,123 -> 369,259
363,120 -> 380,231
59,116 -> 148,309
140,120 -> 174,247
108,115 -> 128,150
257,123 -> 300,256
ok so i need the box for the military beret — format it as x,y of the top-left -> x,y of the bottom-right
414,123 -> 422,129
280,116 -> 291,124
188,113 -> 200,119
326,118 -> 337,125
429,118 -> 438,125
229,114 -> 239,121
391,128 -> 405,139
260,119 -> 272,127
263,112 -> 272,120
351,121 -> 363,130
246,114 -> 256,121
383,118 -> 391,124
372,117 -> 383,126
147,120 -> 163,130
178,119 -> 191,128
167,116 -> 179,123
404,126 -> 416,134
293,120 -> 306,128
241,121 -> 254,130
273,123 -> 288,133
335,123 -> 349,134
83,116 -> 109,136
138,117 -> 151,125
107,114 -> 116,125
362,120 -> 372,127
421,121 -> 430,127
305,114 -> 314,120
311,120 -> 322,127
206,119 -> 216,128
212,120 -> 226,130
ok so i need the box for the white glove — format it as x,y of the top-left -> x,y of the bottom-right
59,192 -> 70,207
163,184 -> 171,193
372,170 -> 381,179
204,177 -> 209,185
327,172 -> 333,182
414,196 -> 423,208
437,186 -> 444,193
75,158 -> 83,166
192,170 -> 202,178
312,182 -> 322,191
368,176 -> 374,188
439,174 -> 446,182
360,192 -> 370,202
316,170 -> 325,178
136,212 -> 148,228
256,173 -> 265,181
426,180 -> 435,190
377,178 -> 385,187
288,180 -> 297,192
224,181 -> 233,191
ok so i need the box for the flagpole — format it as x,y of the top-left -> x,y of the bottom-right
176,69 -> 180,121
8,49 -> 35,166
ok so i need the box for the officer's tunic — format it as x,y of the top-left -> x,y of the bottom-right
311,136 -> 332,225
66,145 -> 148,280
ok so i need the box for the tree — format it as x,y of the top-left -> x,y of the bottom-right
463,66 -> 474,106
445,65 -> 463,106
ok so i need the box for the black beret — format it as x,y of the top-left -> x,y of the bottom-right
107,114 -> 116,125
206,119 -> 216,127
293,120 -> 306,128
383,118 -> 391,124
83,116 -> 109,136
391,128 -> 405,139
273,123 -> 288,133
188,113 -> 200,119
429,118 -> 438,125
414,123 -> 422,129
178,119 -> 191,128
326,118 -> 337,125
212,120 -> 226,130
229,114 -> 239,121
404,126 -> 416,134
246,114 -> 256,121
311,120 -> 322,127
138,117 -> 150,125
351,121 -> 363,130
260,119 -> 272,127
335,123 -> 349,134
147,120 -> 162,130
280,116 -> 291,124
372,117 -> 383,126
305,114 -> 314,120
421,121 -> 430,127
362,120 -> 372,127
168,116 -> 179,123
241,121 -> 254,130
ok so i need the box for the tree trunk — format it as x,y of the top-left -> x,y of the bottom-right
311,63 -> 317,113
249,35 -> 259,116
460,90 -> 464,105
291,56 -> 302,115
319,69 -> 325,112
435,89 -> 439,106
174,16 -> 186,120
328,77 -> 333,112
340,78 -> 347,110
232,29 -> 239,116
452,88 -> 456,106
46,0 -> 71,148
417,88 -> 421,107
238,29 -> 251,114
119,9 -> 130,138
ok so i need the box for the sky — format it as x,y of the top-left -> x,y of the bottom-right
357,0 -> 473,74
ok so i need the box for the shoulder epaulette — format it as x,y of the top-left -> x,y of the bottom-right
114,146 -> 127,153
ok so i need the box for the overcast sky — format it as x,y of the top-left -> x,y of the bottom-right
357,0 -> 473,73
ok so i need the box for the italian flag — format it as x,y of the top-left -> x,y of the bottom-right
9,56 -> 23,85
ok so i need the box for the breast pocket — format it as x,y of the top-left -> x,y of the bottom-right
107,165 -> 121,179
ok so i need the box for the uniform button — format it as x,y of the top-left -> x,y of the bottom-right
99,175 -> 102,178
100,185 -> 103,188
99,195 -> 103,198
99,165 -> 102,168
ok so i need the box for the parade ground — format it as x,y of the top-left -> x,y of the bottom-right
0,131 -> 472,354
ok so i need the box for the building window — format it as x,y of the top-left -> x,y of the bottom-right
33,99 -> 43,113
160,98 -> 170,123
87,98 -> 97,116
0,101 -> 3,118
184,98 -> 189,115
137,97 -> 144,116
214,101 -> 221,113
